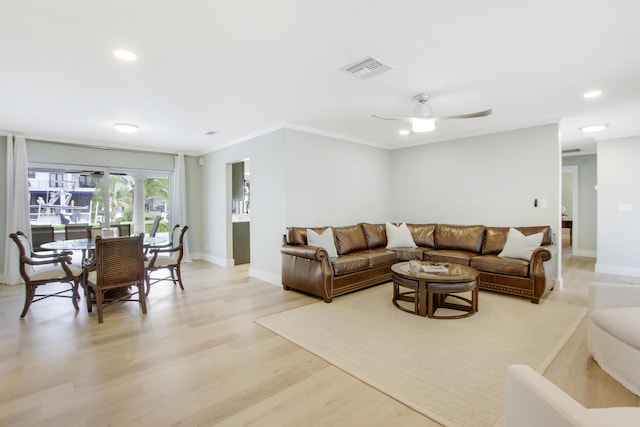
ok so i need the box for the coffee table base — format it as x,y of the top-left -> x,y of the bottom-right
392,275 -> 425,316
428,281 -> 478,319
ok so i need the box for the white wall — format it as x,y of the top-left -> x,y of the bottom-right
596,136 -> 640,276
200,128 -> 392,284
283,129 -> 392,226
390,125 -> 560,230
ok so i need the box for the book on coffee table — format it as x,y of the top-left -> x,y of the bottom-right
421,264 -> 449,273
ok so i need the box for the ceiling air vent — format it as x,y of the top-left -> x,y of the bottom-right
562,148 -> 581,154
342,56 -> 394,80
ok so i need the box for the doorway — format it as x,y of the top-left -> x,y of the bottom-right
561,165 -> 579,251
231,159 -> 250,265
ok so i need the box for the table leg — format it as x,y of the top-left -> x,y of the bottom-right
418,279 -> 427,317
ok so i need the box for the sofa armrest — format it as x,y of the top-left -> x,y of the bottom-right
589,283 -> 640,310
504,365 -> 603,427
281,244 -> 334,302
281,244 -> 329,261
529,245 -> 553,299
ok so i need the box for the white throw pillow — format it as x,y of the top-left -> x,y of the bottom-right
306,228 -> 338,258
385,222 -> 417,249
498,228 -> 543,260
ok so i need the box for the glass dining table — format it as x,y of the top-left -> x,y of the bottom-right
41,235 -> 168,265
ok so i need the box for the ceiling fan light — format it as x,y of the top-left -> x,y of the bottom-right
412,118 -> 435,133
414,103 -> 433,117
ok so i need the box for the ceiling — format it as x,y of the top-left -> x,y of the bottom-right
2,1 -> 639,156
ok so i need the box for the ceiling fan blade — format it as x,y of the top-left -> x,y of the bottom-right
371,114 -> 415,123
438,108 -> 493,120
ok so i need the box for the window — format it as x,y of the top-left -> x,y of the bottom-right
28,166 -> 170,235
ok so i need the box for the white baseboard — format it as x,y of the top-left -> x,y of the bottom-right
595,263 -> 640,278
200,253 -> 234,267
249,268 -> 281,286
572,249 -> 597,258
552,277 -> 563,291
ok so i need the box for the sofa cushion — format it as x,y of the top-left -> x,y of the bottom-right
470,254 -> 530,277
331,255 -> 370,276
590,307 -> 640,350
406,223 -> 436,248
424,250 -> 476,266
435,224 -> 486,253
334,225 -> 368,255
393,247 -> 429,261
361,223 -> 387,249
351,249 -> 397,268
287,226 -> 328,246
306,228 -> 338,258
518,225 -> 553,245
385,222 -> 417,249
499,228 -> 543,260
483,226 -> 553,254
482,227 -> 510,254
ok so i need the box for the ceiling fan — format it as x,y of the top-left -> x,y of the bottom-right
371,92 -> 492,133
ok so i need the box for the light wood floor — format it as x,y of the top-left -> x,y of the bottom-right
1,242 -> 638,426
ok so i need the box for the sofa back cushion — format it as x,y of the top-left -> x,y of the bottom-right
286,226 -> 328,245
435,224 -> 486,253
518,226 -> 552,245
482,225 -> 553,254
406,223 -> 436,248
334,225 -> 368,255
361,223 -> 387,249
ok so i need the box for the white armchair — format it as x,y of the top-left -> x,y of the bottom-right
504,364 -> 640,427
588,282 -> 640,396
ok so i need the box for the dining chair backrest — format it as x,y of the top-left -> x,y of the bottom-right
149,215 -> 161,237
90,227 -> 102,242
94,234 -> 145,288
12,232 -> 37,276
170,225 -> 188,261
31,224 -> 55,251
65,223 -> 90,240
116,223 -> 131,237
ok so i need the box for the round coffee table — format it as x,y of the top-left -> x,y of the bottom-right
391,261 -> 479,318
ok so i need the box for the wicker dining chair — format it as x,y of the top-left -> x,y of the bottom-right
30,224 -> 55,252
84,234 -> 147,323
9,231 -> 82,317
145,225 -> 189,296
65,223 -> 90,240
148,215 -> 161,237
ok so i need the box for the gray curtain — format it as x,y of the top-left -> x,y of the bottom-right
3,135 -> 30,285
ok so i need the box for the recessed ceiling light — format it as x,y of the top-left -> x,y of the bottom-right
113,49 -> 137,61
579,124 -> 608,133
398,129 -> 411,136
113,123 -> 139,133
583,90 -> 602,99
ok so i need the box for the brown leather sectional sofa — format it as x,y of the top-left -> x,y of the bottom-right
281,223 -> 556,304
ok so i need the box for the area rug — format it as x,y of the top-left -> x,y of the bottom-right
256,283 -> 587,427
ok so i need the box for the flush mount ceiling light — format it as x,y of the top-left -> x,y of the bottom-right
583,90 -> 603,99
113,49 -> 137,61
398,129 -> 411,136
579,124 -> 608,133
113,123 -> 139,133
